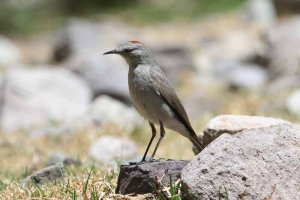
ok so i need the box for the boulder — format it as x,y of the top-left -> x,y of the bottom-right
182,123 -> 300,199
116,160 -> 189,195
199,115 -> 289,147
89,135 -> 138,164
22,162 -> 65,186
0,67 -> 92,134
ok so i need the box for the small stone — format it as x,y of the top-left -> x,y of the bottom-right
89,136 -> 138,164
116,160 -> 189,195
22,162 -> 65,186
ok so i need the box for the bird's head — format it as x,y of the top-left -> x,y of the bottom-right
103,41 -> 155,66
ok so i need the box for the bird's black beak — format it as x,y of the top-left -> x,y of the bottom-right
103,49 -> 118,55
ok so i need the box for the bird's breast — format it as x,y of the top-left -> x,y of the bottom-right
128,71 -> 155,121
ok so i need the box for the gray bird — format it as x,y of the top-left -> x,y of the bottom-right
104,41 -> 203,162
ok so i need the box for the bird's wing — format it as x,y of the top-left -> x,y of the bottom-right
150,66 -> 195,134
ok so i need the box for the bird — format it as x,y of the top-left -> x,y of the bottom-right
103,40 -> 203,162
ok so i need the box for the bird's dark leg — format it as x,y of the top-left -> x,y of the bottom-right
141,122 -> 156,162
150,121 -> 165,161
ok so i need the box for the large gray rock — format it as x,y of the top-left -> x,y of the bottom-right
0,67 -> 92,134
89,135 -> 138,164
22,162 -> 65,186
53,19 -> 131,103
116,160 -> 189,195
199,115 -> 289,147
0,36 -> 20,71
182,123 -> 300,200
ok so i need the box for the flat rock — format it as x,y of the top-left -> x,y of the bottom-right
182,123 -> 300,200
89,135 -> 138,164
116,160 -> 189,195
0,66 -> 92,134
22,162 -> 65,186
199,115 -> 289,147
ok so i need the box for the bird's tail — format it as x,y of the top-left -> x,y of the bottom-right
189,131 -> 204,155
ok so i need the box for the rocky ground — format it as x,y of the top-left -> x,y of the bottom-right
1,0 -> 300,199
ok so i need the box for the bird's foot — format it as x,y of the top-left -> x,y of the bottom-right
149,157 -> 160,162
128,161 -> 139,165
129,158 -> 164,165
129,159 -> 148,165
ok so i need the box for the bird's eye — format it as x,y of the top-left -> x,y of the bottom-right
123,49 -> 131,53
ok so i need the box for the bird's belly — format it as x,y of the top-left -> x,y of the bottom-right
130,85 -> 190,137
130,87 -> 172,124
